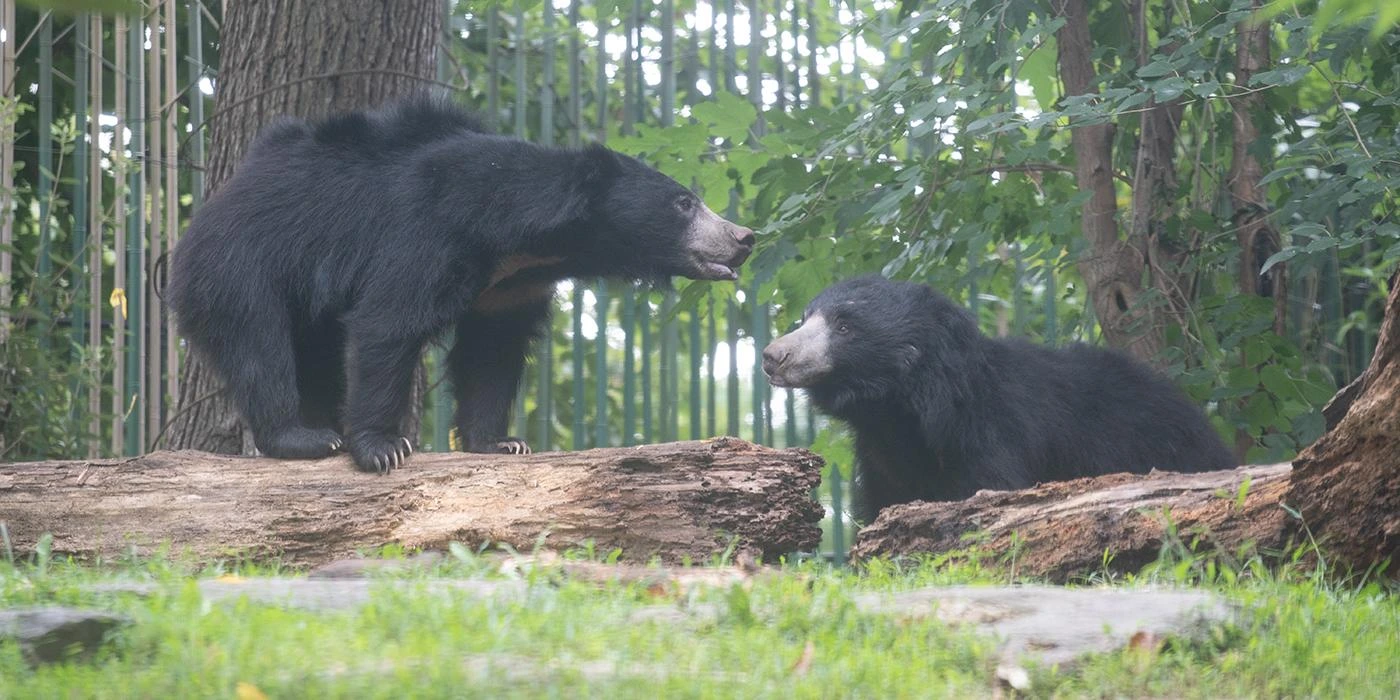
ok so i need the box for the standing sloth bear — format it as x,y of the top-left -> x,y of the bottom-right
762,276 -> 1235,522
168,97 -> 754,473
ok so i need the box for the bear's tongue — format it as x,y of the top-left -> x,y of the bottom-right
699,262 -> 738,281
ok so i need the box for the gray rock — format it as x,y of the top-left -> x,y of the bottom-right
0,607 -> 130,665
852,585 -> 1234,670
88,578 -> 527,612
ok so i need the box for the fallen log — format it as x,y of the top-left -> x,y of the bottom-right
850,463 -> 1294,581
0,438 -> 824,567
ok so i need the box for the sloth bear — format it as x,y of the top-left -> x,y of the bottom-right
762,276 -> 1236,522
168,97 -> 754,473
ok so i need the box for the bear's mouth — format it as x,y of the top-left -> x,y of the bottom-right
693,260 -> 741,281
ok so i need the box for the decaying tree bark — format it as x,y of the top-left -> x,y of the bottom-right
1289,275 -> 1400,574
0,439 -> 824,567
850,463 -> 1293,581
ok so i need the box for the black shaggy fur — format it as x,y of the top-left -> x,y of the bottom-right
764,276 -> 1237,523
167,96 -> 753,472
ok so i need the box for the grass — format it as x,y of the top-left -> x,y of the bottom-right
0,541 -> 1397,699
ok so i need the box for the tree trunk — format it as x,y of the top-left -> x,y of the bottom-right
1227,5 -> 1286,457
165,0 -> 441,453
1289,276 -> 1400,574
1052,0 -> 1165,365
850,464 -> 1293,582
0,438 -> 825,567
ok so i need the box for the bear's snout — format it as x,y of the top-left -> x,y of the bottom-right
732,224 -> 756,249
761,344 -> 789,377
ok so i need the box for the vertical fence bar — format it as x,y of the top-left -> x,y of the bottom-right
0,0 -> 13,341
186,1 -> 204,210
833,0 -> 845,103
829,465 -> 846,565
513,0 -> 526,136
706,297 -> 717,437
36,13 -> 53,347
708,0 -> 719,95
428,3 -> 451,451
72,13 -> 92,443
486,5 -> 499,120
641,291 -> 653,442
773,0 -> 786,111
594,1 -> 608,140
689,308 -> 702,439
661,290 -> 677,441
622,0 -> 635,134
784,390 -> 796,447
164,0 -> 180,423
567,0 -> 580,146
726,300 -> 739,436
661,0 -> 674,118
622,290 -> 636,445
632,0 -> 645,123
0,0 -> 14,342
1012,244 -> 1026,336
146,7 -> 164,448
112,15 -> 127,455
723,0 -> 737,91
806,0 -> 819,106
684,0 -> 700,107
125,15 -> 144,455
536,0 -> 557,451
572,287 -> 585,449
511,0 -> 528,441
594,286 -> 610,446
747,0 -> 763,136
87,15 -> 104,455
750,285 -> 766,444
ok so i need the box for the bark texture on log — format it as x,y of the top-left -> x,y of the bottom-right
1290,277 -> 1400,573
0,439 -> 824,567
850,464 -> 1291,582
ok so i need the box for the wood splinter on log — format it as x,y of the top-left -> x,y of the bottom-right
0,438 -> 825,567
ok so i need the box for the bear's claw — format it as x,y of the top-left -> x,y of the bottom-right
350,431 -> 415,473
496,437 -> 531,455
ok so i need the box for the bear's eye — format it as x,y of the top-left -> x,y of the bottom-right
674,196 -> 695,213
836,323 -> 850,334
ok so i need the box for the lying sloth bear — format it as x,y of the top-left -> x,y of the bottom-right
762,276 -> 1236,522
168,97 -> 754,473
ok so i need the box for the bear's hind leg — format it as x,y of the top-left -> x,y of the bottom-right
205,313 -> 343,460
448,301 -> 551,455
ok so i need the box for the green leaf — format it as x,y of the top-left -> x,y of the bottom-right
1260,365 -> 1301,402
691,92 -> 758,143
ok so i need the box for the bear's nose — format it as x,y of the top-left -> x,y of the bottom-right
733,225 -> 755,248
762,345 -> 788,373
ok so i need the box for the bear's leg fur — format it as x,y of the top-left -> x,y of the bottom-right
203,309 -> 344,460
343,328 -> 423,472
448,300 -> 552,455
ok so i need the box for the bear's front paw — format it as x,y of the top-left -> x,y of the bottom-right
261,427 -> 345,459
349,432 -> 414,473
494,437 -> 531,455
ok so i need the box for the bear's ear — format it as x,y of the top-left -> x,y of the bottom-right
576,143 -> 624,188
